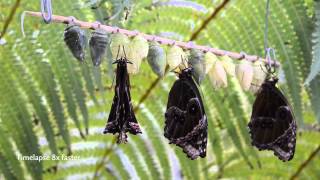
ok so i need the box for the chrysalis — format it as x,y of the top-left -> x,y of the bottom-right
110,33 -> 130,60
250,61 -> 267,93
236,61 -> 254,91
167,45 -> 186,70
103,56 -> 141,143
89,29 -> 109,66
147,41 -> 167,77
208,60 -> 228,88
204,52 -> 218,74
164,67 -> 208,160
188,49 -> 205,84
64,25 -> 87,61
221,56 -> 236,76
127,35 -> 149,74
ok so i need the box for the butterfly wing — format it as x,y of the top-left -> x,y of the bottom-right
248,79 -> 296,161
104,60 -> 141,143
164,74 -> 207,159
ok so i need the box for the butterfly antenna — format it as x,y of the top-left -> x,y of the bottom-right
260,64 -> 268,75
122,45 -> 127,59
181,55 -> 189,69
116,45 -> 120,60
122,45 -> 133,64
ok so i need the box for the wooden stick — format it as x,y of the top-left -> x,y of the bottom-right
24,11 -> 280,67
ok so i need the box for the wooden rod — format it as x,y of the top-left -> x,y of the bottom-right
24,11 -> 280,67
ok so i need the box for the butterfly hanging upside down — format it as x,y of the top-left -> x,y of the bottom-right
248,77 -> 297,162
164,67 -> 208,160
103,49 -> 141,144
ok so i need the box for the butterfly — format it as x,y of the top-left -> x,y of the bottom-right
248,77 -> 297,161
164,67 -> 208,160
103,55 -> 141,143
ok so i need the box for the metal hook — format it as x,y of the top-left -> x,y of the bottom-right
151,35 -> 157,42
133,30 -> 140,36
170,40 -> 176,46
41,0 -> 53,24
265,47 -> 276,74
239,51 -> 247,60
67,16 -> 76,25
187,41 -> 195,49
112,27 -> 120,34
91,21 -> 101,30
204,46 -> 211,53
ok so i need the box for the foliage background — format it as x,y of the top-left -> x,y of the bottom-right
0,0 -> 319,179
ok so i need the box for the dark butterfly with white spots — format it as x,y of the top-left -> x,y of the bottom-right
103,56 -> 141,143
248,77 -> 297,161
164,67 -> 208,160
64,24 -> 87,62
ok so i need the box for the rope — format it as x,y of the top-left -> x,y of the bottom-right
264,0 -> 271,53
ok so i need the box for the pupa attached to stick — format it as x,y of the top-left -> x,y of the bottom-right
89,22 -> 109,66
64,17 -> 87,62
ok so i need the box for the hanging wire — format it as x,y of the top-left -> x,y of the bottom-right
40,0 -> 52,23
263,0 -> 277,73
264,0 -> 271,53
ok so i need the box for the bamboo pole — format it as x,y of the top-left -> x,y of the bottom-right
24,11 -> 280,67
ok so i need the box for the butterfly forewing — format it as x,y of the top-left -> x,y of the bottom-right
248,79 -> 297,161
164,68 -> 208,160
104,58 -> 141,143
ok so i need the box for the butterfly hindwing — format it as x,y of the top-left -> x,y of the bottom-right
164,68 -> 207,160
248,79 -> 296,161
104,58 -> 141,143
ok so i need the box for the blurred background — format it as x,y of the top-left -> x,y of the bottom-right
0,0 -> 319,179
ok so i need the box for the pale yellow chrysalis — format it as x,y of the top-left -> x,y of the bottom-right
127,35 -> 149,74
208,60 -> 228,88
147,41 -> 167,77
110,33 -> 130,59
236,61 -> 254,91
220,55 -> 236,76
204,52 -> 218,74
250,61 -> 267,93
166,45 -> 186,70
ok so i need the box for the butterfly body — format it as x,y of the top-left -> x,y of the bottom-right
104,58 -> 141,143
164,68 -> 207,160
248,78 -> 297,161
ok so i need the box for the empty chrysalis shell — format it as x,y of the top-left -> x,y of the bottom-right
204,52 -> 218,74
147,41 -> 167,77
89,29 -> 109,66
167,45 -> 186,70
236,61 -> 254,91
208,60 -> 228,88
189,49 -> 205,84
64,25 -> 87,62
250,61 -> 267,93
221,56 -> 236,76
127,35 -> 149,74
110,33 -> 130,59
